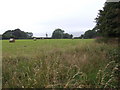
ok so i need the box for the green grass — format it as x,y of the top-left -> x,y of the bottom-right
2,39 -> 118,88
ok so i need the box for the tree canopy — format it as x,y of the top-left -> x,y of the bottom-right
83,30 -> 97,39
94,2 -> 120,37
2,28 -> 33,39
52,28 -> 73,39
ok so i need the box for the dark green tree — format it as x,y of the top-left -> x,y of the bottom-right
2,28 -> 33,39
2,30 -> 13,39
12,28 -> 27,39
83,30 -> 97,39
63,33 -> 73,39
70,34 -> 73,39
26,32 -> 33,38
52,29 -> 73,39
80,34 -> 84,39
52,29 -> 64,39
46,33 -> 48,37
94,2 -> 120,37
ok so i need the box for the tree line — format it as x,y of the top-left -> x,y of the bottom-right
79,2 -> 120,39
2,28 -> 33,39
2,28 -> 73,39
2,2 -> 119,39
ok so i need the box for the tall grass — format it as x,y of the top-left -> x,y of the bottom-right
96,48 -> 119,88
2,39 -> 118,88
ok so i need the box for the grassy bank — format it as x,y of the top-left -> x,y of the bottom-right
2,39 -> 119,88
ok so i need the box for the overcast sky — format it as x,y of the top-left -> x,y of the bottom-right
0,0 -> 106,37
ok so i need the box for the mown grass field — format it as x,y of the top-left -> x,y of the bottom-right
2,39 -> 119,88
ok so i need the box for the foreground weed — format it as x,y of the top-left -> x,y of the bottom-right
96,48 -> 120,88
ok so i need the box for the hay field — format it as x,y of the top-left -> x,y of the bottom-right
2,39 -> 119,88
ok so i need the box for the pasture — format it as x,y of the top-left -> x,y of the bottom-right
2,39 -> 119,88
